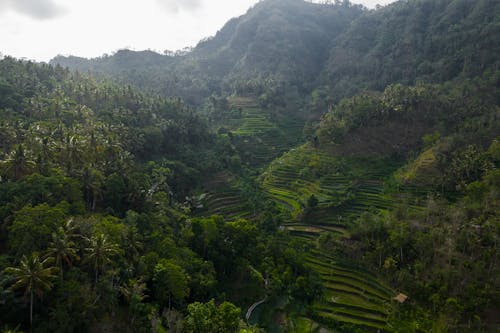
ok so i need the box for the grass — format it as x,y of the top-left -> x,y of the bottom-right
313,309 -> 387,330
291,317 -> 324,332
221,97 -> 306,167
207,117 -> 409,331
258,144 -> 403,330
200,188 -> 254,220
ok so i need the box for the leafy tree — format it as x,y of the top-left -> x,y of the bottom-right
85,233 -> 119,283
184,299 -> 241,333
4,255 -> 57,327
8,203 -> 68,257
0,145 -> 35,180
184,300 -> 218,333
216,301 -> 241,333
44,224 -> 80,281
153,259 -> 189,309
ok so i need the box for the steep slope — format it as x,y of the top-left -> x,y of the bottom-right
319,0 -> 500,100
217,96 -> 305,167
195,0 -> 362,86
41,1 -> 500,331
259,144 -> 398,330
254,74 -> 499,331
51,0 -> 363,103
52,0 -> 500,108
0,56 -> 329,333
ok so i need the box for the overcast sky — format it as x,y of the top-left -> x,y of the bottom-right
0,0 -> 397,62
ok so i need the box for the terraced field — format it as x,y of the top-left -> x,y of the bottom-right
201,189 -> 254,220
307,250 -> 393,330
225,97 -> 305,166
260,145 -> 398,219
197,171 -> 255,220
203,126 -> 405,331
260,144 -> 400,331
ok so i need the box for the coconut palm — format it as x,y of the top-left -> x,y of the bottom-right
45,227 -> 80,281
81,166 -> 104,211
0,144 -> 35,180
120,278 -> 148,326
4,255 -> 57,328
85,234 -> 119,283
122,226 -> 143,263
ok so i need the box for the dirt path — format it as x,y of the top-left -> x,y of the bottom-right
245,296 -> 268,321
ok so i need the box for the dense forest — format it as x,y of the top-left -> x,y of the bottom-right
1,0 -> 499,332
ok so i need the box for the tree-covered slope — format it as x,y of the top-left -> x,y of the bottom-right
319,0 -> 500,100
51,0 -> 363,104
0,57 -> 325,332
256,73 -> 499,331
52,0 -> 500,109
0,57 -> 217,200
2,0 -> 499,332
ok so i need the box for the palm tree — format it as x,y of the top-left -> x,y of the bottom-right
0,144 -> 35,180
81,166 -> 104,211
45,227 -> 80,281
120,278 -> 148,326
85,234 -> 119,284
122,227 -> 143,263
120,278 -> 147,303
4,255 -> 57,328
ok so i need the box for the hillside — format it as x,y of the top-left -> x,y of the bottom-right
319,0 -> 500,100
51,0 -> 363,104
51,0 -> 500,108
1,0 -> 499,332
0,56 -> 322,333
254,76 -> 499,331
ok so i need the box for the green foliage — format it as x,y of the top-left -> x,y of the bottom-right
184,299 -> 241,333
1,1 -> 499,331
351,166 -> 499,330
44,277 -> 96,332
8,203 -> 69,257
0,56 -> 217,207
4,254 -> 58,327
153,259 -> 189,308
84,233 -> 120,283
323,0 -> 500,100
51,0 -> 500,110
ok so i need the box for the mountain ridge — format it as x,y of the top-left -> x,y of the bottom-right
51,0 -> 500,107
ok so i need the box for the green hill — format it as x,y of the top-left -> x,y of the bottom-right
1,0 -> 499,332
52,0 -> 500,108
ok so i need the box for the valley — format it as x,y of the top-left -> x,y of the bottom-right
0,0 -> 499,332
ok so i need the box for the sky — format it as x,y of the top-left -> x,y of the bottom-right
0,0 -> 397,62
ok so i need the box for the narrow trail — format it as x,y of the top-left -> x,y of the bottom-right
246,296 -> 268,321
246,277 -> 269,321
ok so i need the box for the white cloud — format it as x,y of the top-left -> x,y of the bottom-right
157,0 -> 202,13
356,0 -> 395,8
0,0 -> 67,20
0,0 -> 397,62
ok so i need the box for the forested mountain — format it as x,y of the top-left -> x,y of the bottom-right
257,73 -> 499,331
2,0 -> 500,332
50,0 -> 364,103
319,0 -> 500,100
0,56 -> 315,333
51,0 -> 500,106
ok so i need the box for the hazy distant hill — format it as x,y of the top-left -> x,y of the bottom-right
51,0 -> 363,103
3,1 -> 500,332
52,0 -> 500,105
